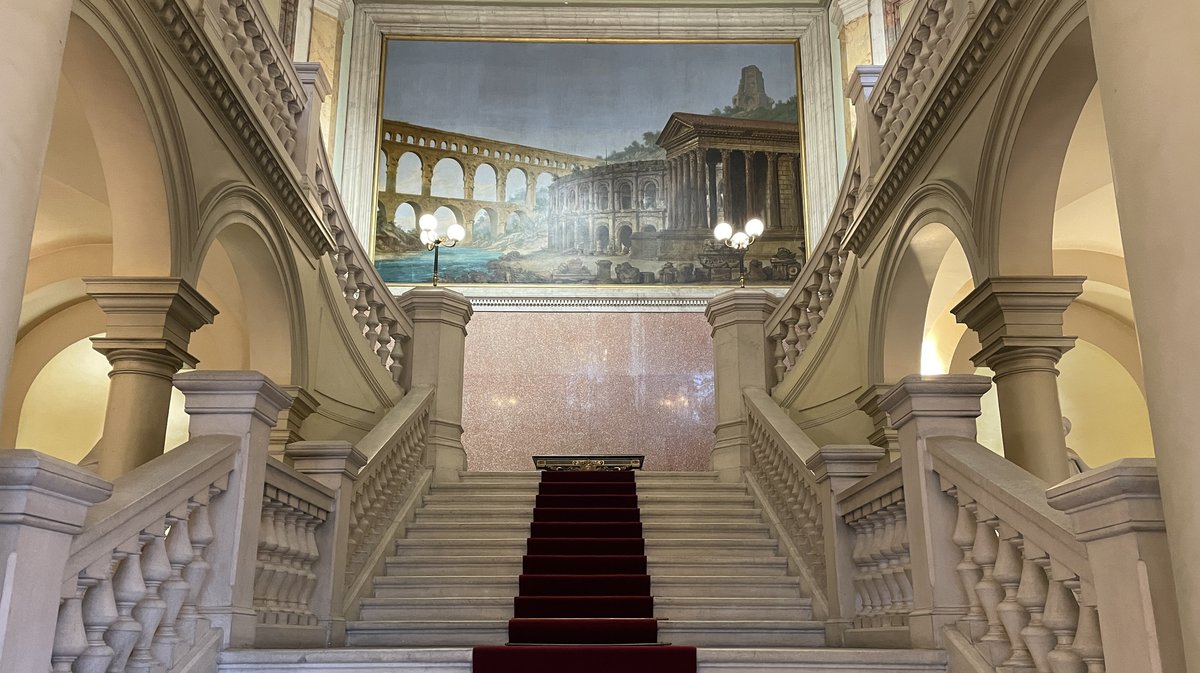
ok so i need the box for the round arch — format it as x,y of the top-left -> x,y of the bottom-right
975,3 -> 1096,274
431,157 -> 466,199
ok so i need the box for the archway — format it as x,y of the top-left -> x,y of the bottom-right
642,181 -> 659,208
535,173 -> 555,209
473,208 -> 496,240
474,164 -> 498,201
506,168 -> 528,203
595,225 -> 611,251
395,202 -> 420,231
618,224 -> 633,251
431,157 -> 466,199
396,152 -> 422,194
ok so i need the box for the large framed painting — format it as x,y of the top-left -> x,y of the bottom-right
372,38 -> 808,286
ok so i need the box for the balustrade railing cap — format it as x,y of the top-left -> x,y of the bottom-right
174,370 -> 294,423
877,374 -> 992,426
396,287 -> 474,323
805,445 -> 887,483
705,288 -> 780,326
0,449 -> 112,534
286,440 -> 369,479
1046,458 -> 1166,540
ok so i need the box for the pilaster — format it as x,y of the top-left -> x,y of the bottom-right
705,289 -> 779,482
879,374 -> 992,648
396,287 -> 474,482
952,276 -> 1084,483
85,277 -> 218,479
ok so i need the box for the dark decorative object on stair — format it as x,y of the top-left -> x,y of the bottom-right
472,470 -> 697,673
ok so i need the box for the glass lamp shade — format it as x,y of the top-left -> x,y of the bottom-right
730,231 -> 750,249
447,223 -> 466,242
418,214 -> 439,232
745,218 -> 765,237
714,222 -> 733,241
419,230 -> 434,246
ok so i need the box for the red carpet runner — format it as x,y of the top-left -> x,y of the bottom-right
473,470 -> 697,673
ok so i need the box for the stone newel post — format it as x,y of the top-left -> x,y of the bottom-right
952,276 -> 1084,483
285,440 -> 367,646
85,277 -> 218,480
1047,460 -> 1186,673
396,287 -> 473,482
0,450 -> 111,673
705,289 -> 779,482
174,370 -> 292,648
879,374 -> 992,648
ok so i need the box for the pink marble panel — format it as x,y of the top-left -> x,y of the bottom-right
461,312 -> 714,471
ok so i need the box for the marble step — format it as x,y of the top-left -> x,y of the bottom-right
369,575 -> 803,599
356,595 -> 813,622
382,555 -> 790,577
404,521 -> 772,540
421,492 -> 758,506
412,509 -> 764,524
392,537 -> 784,557
219,647 -> 949,673
431,482 -> 749,494
457,471 -> 722,483
343,619 -> 825,648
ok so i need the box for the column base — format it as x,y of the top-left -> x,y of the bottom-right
426,420 -> 467,482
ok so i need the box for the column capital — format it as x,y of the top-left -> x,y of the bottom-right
1046,458 -> 1165,541
878,374 -> 992,432
951,275 -> 1085,369
396,287 -> 474,332
85,276 -> 218,368
0,450 -> 111,534
705,288 -> 779,331
805,444 -> 886,489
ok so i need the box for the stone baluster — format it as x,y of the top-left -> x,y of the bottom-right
153,506 -> 194,665
1042,576 -> 1084,673
52,589 -> 87,672
128,528 -> 170,673
805,279 -> 824,336
973,507 -> 1010,664
1072,601 -> 1105,673
817,254 -> 834,312
794,293 -> 812,354
387,320 -> 409,386
75,555 -> 119,673
106,540 -> 147,672
179,494 -> 215,646
353,276 -> 372,333
1017,542 -> 1055,673
255,500 -> 280,617
947,491 -> 987,641
769,326 -> 787,388
782,307 -> 801,365
994,528 -> 1035,671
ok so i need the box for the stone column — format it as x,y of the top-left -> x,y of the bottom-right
0,1 -> 76,417
806,445 -> 888,644
682,154 -> 694,229
85,277 -> 218,480
285,440 -> 367,646
719,149 -> 733,222
396,288 -> 473,483
765,152 -> 779,230
174,371 -> 292,648
1084,3 -> 1200,658
1047,460 -> 1185,673
743,150 -> 756,221
496,171 -> 507,204
878,374 -> 993,648
951,276 -> 1084,483
705,289 -> 779,482
0,450 -> 111,673
708,156 -> 719,229
692,150 -> 705,229
421,161 -> 434,197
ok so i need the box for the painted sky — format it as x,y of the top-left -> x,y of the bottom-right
383,40 -> 798,160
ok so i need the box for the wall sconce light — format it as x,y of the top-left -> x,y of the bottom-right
418,214 -> 465,286
713,218 -> 764,288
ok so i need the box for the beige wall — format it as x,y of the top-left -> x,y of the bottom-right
309,9 -> 343,151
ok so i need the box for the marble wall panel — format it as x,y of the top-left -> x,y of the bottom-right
461,311 -> 714,471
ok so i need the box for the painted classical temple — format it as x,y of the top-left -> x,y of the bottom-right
1,0 -> 1197,672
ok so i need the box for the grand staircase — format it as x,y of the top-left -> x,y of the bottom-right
347,471 -> 824,648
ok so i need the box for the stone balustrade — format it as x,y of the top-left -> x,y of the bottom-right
256,461 -> 335,633
927,436 -> 1103,673
836,461 -> 913,634
316,149 -> 414,389
51,434 -> 240,673
742,388 -> 829,612
343,386 -> 435,608
206,0 -> 306,154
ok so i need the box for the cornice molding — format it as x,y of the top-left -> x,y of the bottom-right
845,0 -> 1029,255
386,285 -> 788,312
144,0 -> 334,257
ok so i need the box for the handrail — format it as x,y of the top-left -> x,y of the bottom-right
343,385 -> 436,609
742,387 -> 829,614
56,435 -> 240,673
315,140 -> 415,389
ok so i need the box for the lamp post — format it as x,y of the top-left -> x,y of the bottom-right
418,214 -> 466,286
713,218 -> 764,288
